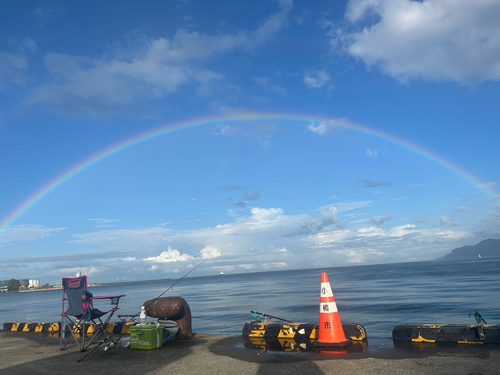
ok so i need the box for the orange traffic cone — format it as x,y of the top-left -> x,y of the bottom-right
314,272 -> 351,348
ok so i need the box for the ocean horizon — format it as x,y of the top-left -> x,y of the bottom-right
2,258 -> 499,339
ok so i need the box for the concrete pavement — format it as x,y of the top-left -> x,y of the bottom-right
1,331 -> 499,374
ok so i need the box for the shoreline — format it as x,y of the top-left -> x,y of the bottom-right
1,285 -> 104,294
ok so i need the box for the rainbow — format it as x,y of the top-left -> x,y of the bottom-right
0,113 -> 497,235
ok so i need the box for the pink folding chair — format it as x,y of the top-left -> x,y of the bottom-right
60,275 -> 125,351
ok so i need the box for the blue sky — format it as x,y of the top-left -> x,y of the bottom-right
1,0 -> 499,283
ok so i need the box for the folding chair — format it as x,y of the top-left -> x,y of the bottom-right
60,275 -> 125,351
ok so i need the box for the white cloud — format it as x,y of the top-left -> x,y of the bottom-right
479,181 -> 499,189
304,69 -> 331,88
214,123 -> 242,137
239,264 -> 257,270
250,207 -> 284,222
33,4 -> 64,19
29,1 -> 292,116
0,52 -> 28,89
49,266 -> 101,277
213,120 -> 277,148
2,200 -> 480,281
88,218 -> 117,228
358,226 -> 385,237
389,224 -> 417,237
338,0 -> 500,84
262,262 -> 288,269
307,121 -> 329,136
200,245 -> 221,259
366,149 -> 378,160
306,117 -> 355,137
20,38 -> 37,52
143,246 -> 194,263
336,201 -> 372,212
253,76 -> 288,95
0,224 -> 66,245
437,216 -> 460,227
70,227 -> 173,248
370,214 -> 392,225
313,230 -> 352,245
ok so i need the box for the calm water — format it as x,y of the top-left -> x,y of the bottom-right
1,259 -> 499,339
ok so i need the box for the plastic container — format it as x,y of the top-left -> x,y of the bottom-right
140,306 -> 147,325
130,324 -> 163,350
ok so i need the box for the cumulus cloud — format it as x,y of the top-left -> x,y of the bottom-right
336,0 -> 500,85
1,200 -> 479,281
143,246 -> 194,262
250,207 -> 284,222
200,245 -> 221,259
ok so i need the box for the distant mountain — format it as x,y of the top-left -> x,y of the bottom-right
443,239 -> 500,260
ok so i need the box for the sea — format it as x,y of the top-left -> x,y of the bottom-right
1,259 -> 499,340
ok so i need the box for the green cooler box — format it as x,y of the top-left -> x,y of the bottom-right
130,324 -> 163,350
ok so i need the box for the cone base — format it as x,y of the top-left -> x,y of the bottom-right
313,339 -> 351,348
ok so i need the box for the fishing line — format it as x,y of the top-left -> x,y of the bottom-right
134,255 -> 213,318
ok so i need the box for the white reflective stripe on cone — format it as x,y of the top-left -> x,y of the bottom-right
320,282 -> 333,297
319,301 -> 338,313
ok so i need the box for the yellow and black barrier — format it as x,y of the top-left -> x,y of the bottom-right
242,322 -> 367,342
393,324 -> 500,344
3,321 -> 135,335
3,322 -> 56,333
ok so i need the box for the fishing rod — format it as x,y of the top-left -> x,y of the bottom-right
134,255 -> 213,318
78,256 -> 213,362
251,310 -> 293,323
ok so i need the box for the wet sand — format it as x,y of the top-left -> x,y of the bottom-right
1,331 -> 499,375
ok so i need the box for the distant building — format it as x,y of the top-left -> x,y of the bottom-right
0,279 -> 35,289
29,280 -> 40,288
